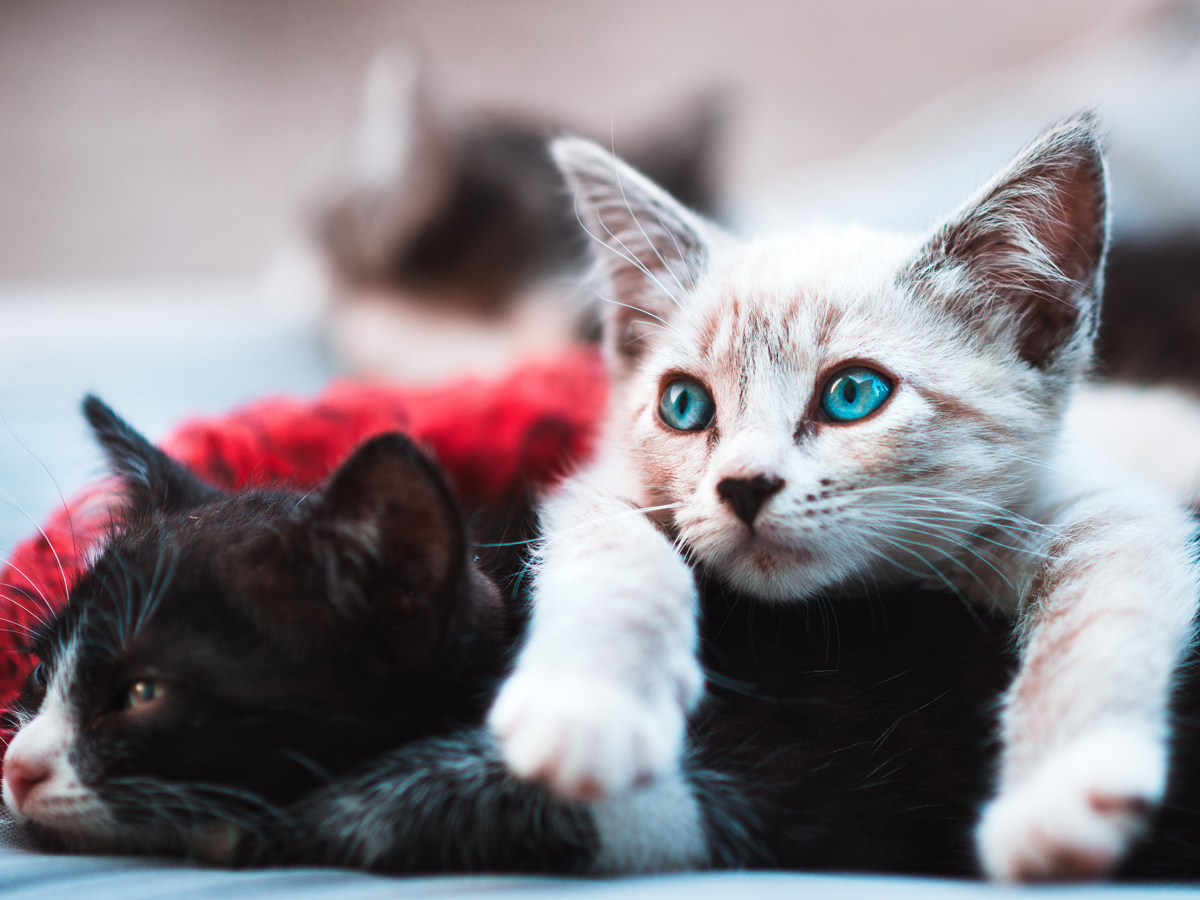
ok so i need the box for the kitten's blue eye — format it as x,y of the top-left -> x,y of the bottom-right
659,378 -> 715,432
820,367 -> 893,423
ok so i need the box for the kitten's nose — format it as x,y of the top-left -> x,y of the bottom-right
3,753 -> 51,811
717,475 -> 784,526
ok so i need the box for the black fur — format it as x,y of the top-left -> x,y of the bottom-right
690,581 -> 1011,875
291,730 -> 596,873
690,540 -> 1200,880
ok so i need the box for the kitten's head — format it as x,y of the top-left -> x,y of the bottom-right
1,398 -> 503,858
555,115 -> 1107,602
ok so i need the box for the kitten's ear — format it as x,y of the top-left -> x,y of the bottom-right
82,395 -> 222,515
314,46 -> 456,284
310,433 -> 467,667
552,137 -> 713,368
907,114 -> 1108,371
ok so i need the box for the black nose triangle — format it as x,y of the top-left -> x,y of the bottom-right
717,475 -> 784,526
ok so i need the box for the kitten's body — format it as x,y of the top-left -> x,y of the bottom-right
491,117 -> 1200,881
702,572 -> 1200,880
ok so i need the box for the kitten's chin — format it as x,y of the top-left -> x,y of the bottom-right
18,800 -> 122,851
699,542 -> 830,603
23,807 -> 190,856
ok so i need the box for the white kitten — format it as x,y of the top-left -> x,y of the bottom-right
488,115 -> 1200,881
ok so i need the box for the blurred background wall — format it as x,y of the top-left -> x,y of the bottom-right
0,0 -> 1167,281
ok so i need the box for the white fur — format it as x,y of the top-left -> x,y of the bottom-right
2,643 -> 110,835
1066,383 -> 1200,507
491,121 -> 1200,881
589,770 -> 709,874
977,723 -> 1166,881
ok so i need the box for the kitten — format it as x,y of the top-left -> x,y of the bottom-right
0,397 -> 712,873
0,396 -> 508,858
489,114 -> 1200,881
296,48 -> 725,382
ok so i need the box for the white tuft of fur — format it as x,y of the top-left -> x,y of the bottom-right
977,723 -> 1166,881
589,769 -> 709,874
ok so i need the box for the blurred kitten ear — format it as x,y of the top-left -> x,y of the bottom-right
312,45 -> 456,284
310,433 -> 467,667
552,137 -> 714,369
83,395 -> 222,515
907,113 -> 1108,371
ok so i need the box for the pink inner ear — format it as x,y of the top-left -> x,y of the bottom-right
1034,157 -> 1107,287
911,119 -> 1108,370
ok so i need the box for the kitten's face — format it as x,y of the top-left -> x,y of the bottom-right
556,117 -> 1106,602
627,231 -> 1052,599
4,515 -> 337,856
2,401 -> 500,858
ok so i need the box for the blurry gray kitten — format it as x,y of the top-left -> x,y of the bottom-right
277,48 -> 724,383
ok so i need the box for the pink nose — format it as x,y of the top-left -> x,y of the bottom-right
4,753 -> 51,811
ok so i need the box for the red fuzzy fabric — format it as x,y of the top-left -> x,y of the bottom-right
0,348 -> 607,747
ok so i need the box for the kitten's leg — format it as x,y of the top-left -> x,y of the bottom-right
489,472 -> 703,800
291,730 -> 597,872
976,484 -> 1199,881
292,729 -> 719,874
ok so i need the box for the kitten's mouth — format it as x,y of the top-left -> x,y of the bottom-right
731,533 -> 819,574
737,527 -> 816,562
15,794 -> 107,835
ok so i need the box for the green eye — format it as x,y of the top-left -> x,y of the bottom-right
126,680 -> 162,709
820,367 -> 892,422
659,378 -> 716,431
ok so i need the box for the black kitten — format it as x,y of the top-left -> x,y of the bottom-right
0,396 -> 528,860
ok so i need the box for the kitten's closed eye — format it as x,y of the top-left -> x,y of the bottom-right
819,367 -> 892,423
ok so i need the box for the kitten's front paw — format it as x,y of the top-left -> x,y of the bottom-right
976,726 -> 1164,881
488,673 -> 684,801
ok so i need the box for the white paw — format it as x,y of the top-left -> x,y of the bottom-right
977,726 -> 1165,881
488,672 -> 684,801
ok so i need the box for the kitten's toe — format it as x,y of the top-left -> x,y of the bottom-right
976,725 -> 1164,881
489,673 -> 683,801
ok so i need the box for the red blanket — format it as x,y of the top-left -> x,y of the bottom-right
0,349 -> 607,746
